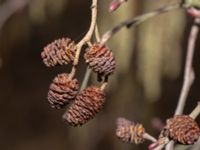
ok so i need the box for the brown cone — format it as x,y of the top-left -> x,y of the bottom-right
63,86 -> 105,126
162,115 -> 200,145
84,43 -> 116,82
48,73 -> 79,109
41,38 -> 76,67
116,118 -> 145,144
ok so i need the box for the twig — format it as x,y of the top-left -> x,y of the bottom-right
174,18 -> 200,116
101,3 -> 181,44
70,0 -> 97,78
189,101 -> 200,119
95,24 -> 101,42
149,137 -> 170,150
0,0 -> 29,30
143,133 -> 157,143
101,82 -> 108,91
80,24 -> 101,90
165,17 -> 200,150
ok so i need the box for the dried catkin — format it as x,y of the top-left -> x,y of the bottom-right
41,38 -> 76,67
63,86 -> 105,126
48,73 -> 79,109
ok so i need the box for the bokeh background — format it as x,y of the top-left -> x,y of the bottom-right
0,0 -> 200,150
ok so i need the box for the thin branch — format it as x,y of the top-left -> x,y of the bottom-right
189,101 -> 200,119
95,24 -> 101,42
101,82 -> 108,91
70,0 -> 97,78
143,133 -> 157,143
101,3 -> 181,44
165,17 -> 200,150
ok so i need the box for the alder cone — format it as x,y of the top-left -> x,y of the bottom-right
63,86 -> 105,126
41,38 -> 76,67
116,118 -> 145,144
163,115 -> 200,145
84,43 -> 116,82
48,73 -> 79,109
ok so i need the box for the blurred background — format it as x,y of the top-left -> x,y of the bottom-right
0,0 -> 200,150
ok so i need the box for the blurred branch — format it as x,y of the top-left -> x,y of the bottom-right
80,67 -> 92,90
101,3 -> 181,44
189,101 -> 200,119
0,0 -> 30,30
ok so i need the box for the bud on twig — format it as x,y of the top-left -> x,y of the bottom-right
109,0 -> 127,12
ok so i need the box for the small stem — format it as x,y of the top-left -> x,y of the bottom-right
101,82 -> 108,91
143,133 -> 157,143
101,3 -> 181,44
152,138 -> 170,150
95,24 -> 101,42
70,0 -> 97,78
189,102 -> 200,119
80,68 -> 92,90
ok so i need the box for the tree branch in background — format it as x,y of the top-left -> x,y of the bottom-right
165,18 -> 200,150
101,3 -> 181,44
0,0 -> 30,30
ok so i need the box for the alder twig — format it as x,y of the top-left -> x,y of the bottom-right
101,82 -> 108,91
95,24 -> 101,42
101,3 -> 181,44
143,133 -> 157,143
189,101 -> 200,119
70,0 -> 97,78
174,18 -> 200,116
165,17 -> 200,150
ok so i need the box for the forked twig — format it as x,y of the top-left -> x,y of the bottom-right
165,18 -> 200,150
70,0 -> 98,78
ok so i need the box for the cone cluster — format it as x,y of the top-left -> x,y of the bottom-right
63,86 -> 106,126
48,73 -> 79,109
41,38 -> 115,126
116,118 -> 145,144
163,115 -> 200,145
84,43 -> 116,82
41,38 -> 76,67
